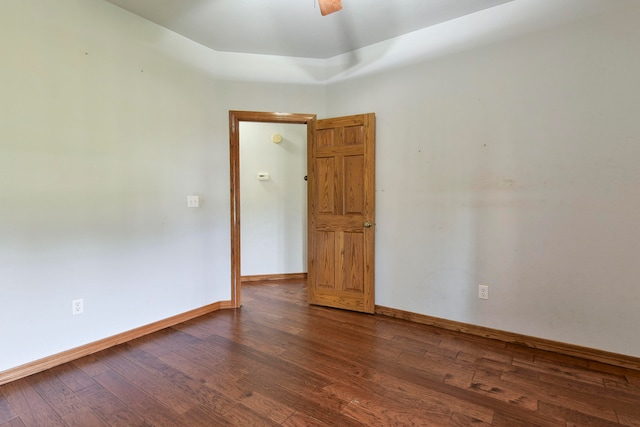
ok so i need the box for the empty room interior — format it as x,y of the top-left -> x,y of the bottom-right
2,0 -> 640,425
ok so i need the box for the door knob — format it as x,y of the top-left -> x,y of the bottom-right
363,221 -> 373,228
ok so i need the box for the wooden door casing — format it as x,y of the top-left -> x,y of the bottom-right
229,111 -> 316,308
308,113 -> 375,313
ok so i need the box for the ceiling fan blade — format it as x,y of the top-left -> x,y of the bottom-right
319,0 -> 342,16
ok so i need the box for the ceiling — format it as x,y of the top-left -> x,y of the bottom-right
103,0 -> 514,59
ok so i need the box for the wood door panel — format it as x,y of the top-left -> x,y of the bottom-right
316,157 -> 336,214
344,155 -> 365,215
317,128 -> 335,148
316,145 -> 363,157
315,216 -> 363,231
311,292 -> 366,311
316,115 -> 365,130
308,113 -> 375,313
314,230 -> 364,293
344,125 -> 364,146
343,231 -> 364,292
316,231 -> 336,289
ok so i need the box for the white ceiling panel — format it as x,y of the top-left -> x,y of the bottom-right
103,0 -> 514,58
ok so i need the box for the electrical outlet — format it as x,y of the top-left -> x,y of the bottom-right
72,298 -> 84,315
479,285 -> 489,300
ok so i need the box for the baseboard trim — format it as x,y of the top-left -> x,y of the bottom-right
0,300 -> 234,386
241,273 -> 307,283
375,305 -> 640,372
6,299 -> 636,386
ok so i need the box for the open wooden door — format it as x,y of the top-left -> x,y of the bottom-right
307,113 -> 375,313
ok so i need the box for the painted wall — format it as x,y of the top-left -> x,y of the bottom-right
0,0 -> 324,372
2,0 -> 639,373
325,3 -> 640,357
240,123 -> 307,276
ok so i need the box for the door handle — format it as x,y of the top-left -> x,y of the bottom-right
363,221 -> 373,228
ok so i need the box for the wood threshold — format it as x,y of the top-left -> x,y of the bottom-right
375,305 -> 640,372
0,300 -> 234,386
241,273 -> 307,283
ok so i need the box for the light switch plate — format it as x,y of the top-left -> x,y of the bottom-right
258,172 -> 270,181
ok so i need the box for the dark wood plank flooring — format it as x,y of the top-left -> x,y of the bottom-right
2,281 -> 639,426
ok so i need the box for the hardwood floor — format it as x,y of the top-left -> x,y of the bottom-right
2,281 -> 639,426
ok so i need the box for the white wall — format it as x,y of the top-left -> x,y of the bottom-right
326,2 -> 640,357
0,0 -> 324,372
2,0 -> 639,373
240,123 -> 307,276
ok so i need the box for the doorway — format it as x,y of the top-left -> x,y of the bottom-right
239,121 -> 307,278
229,111 -> 316,308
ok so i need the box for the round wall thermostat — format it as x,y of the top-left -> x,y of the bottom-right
271,133 -> 282,144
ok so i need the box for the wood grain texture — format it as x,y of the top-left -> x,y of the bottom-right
308,113 -> 375,313
344,155 -> 364,214
241,273 -> 307,283
316,157 -> 336,214
2,281 -> 639,426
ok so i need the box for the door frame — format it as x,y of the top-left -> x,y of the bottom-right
229,111 -> 316,308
